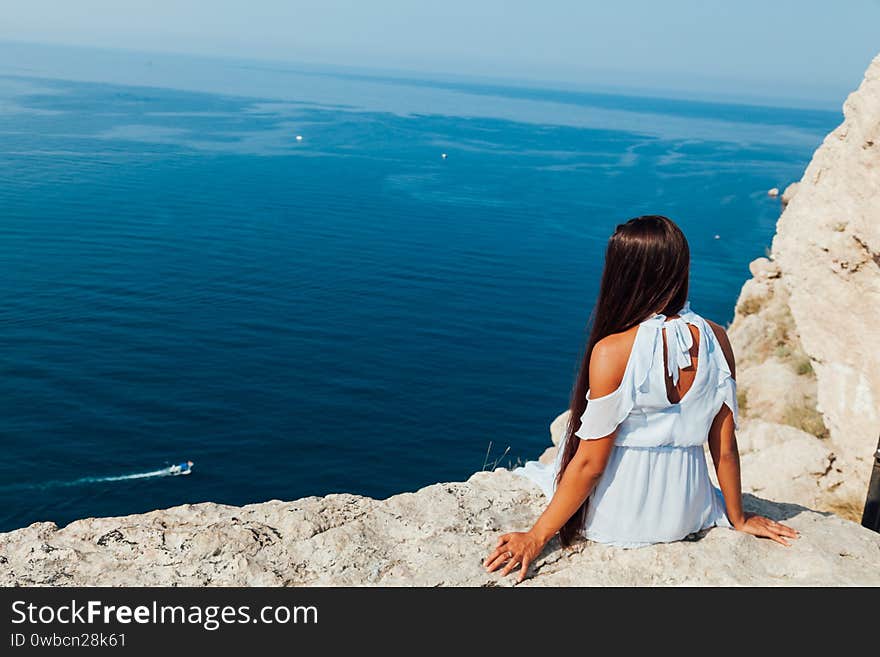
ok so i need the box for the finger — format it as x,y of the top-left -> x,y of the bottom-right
485,552 -> 511,573
517,556 -> 531,583
483,546 -> 503,566
768,532 -> 790,547
774,523 -> 799,538
500,556 -> 521,577
486,548 -> 513,572
483,546 -> 505,567
763,517 -> 796,536
773,522 -> 800,535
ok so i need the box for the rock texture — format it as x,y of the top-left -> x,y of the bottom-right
727,52 -> 880,518
781,181 -> 800,206
2,469 -> 879,586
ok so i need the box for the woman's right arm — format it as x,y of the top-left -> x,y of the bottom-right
707,322 -> 799,546
483,334 -> 626,582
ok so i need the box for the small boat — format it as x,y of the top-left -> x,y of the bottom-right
295,135 -> 303,142
441,153 -> 448,159
169,461 -> 194,476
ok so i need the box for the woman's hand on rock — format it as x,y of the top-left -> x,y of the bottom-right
733,513 -> 799,546
483,531 -> 546,583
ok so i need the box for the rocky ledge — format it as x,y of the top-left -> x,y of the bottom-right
2,469 -> 879,586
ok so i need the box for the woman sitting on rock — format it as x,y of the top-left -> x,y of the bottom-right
485,215 -> 798,582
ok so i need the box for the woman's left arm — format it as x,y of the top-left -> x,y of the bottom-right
483,436 -> 614,582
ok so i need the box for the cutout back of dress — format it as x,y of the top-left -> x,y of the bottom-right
661,321 -> 700,405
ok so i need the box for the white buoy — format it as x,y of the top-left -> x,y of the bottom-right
714,234 -> 720,240
441,153 -> 447,159
295,135 -> 303,142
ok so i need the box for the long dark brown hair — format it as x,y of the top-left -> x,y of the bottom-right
556,215 -> 690,546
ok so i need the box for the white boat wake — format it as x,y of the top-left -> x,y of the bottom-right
1,463 -> 193,492
74,466 -> 185,484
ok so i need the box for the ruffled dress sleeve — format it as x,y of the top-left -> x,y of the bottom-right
708,323 -> 740,431
573,326 -> 649,440
717,371 -> 740,430
574,383 -> 636,440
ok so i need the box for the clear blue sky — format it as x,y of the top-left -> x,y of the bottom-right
3,0 -> 879,106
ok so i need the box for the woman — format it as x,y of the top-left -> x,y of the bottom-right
484,215 -> 798,583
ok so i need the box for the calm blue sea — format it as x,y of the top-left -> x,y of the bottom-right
0,44 -> 841,531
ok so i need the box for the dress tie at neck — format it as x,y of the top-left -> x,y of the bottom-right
647,301 -> 693,387
664,318 -> 693,386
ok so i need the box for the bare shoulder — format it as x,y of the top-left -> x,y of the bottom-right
589,325 -> 640,396
592,325 -> 640,364
705,319 -> 736,378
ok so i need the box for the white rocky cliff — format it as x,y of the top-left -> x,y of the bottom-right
725,51 -> 880,518
2,55 -> 880,586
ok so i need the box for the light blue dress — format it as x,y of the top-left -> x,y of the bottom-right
514,301 -> 735,548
